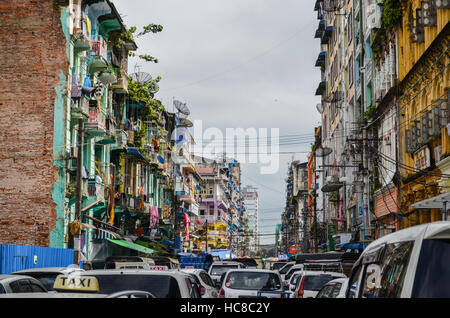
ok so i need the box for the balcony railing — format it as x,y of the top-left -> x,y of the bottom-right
72,17 -> 91,50
70,96 -> 89,118
89,35 -> 108,74
88,179 -> 105,201
85,109 -> 106,136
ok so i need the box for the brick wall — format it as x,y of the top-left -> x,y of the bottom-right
0,0 -> 67,246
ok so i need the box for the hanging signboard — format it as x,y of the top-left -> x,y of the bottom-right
413,146 -> 431,171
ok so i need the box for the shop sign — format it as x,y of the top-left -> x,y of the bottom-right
413,146 -> 431,171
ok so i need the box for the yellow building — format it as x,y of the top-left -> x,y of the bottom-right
397,1 -> 450,228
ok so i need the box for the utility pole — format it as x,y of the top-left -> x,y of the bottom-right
74,118 -> 84,265
205,219 -> 208,253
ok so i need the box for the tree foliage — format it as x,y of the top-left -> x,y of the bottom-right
115,23 -> 163,63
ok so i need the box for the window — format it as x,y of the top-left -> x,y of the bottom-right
225,272 -> 281,290
209,265 -> 239,276
91,274 -> 182,298
317,284 -> 333,298
347,265 -> 363,298
412,239 -> 450,298
200,272 -> 215,287
349,55 -> 354,86
361,241 -> 414,298
30,283 -> 46,293
330,282 -> 342,298
185,277 -> 201,298
199,209 -> 205,216
0,284 -> 5,294
10,280 -> 32,293
303,275 -> 341,291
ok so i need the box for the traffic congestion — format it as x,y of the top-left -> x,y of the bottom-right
0,221 -> 449,298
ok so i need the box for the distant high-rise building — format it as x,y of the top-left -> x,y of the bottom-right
243,185 -> 259,253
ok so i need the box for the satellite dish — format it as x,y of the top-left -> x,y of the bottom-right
316,103 -> 323,113
149,82 -> 159,94
130,72 -> 152,84
173,100 -> 190,116
179,118 -> 193,128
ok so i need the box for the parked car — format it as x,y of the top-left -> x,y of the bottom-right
77,269 -> 201,298
272,261 -> 288,271
291,270 -> 347,298
0,275 -> 48,294
345,221 -> 450,298
180,268 -> 218,298
0,275 -> 154,298
283,264 -> 305,283
103,256 -> 156,269
316,278 -> 349,298
219,269 -> 286,298
208,261 -> 245,285
12,267 -> 84,291
278,261 -> 295,280
285,271 -> 302,297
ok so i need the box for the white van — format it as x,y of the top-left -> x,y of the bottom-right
345,221 -> 450,298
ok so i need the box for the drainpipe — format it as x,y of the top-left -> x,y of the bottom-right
74,117 -> 84,265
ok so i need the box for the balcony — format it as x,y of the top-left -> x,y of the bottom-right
89,35 -> 108,74
70,96 -> 89,119
321,26 -> 333,45
314,20 -> 326,38
315,52 -> 326,67
85,109 -> 106,137
111,73 -> 129,94
87,179 -> 105,201
315,81 -> 326,96
72,18 -> 91,51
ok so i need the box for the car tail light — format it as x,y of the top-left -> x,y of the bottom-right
297,276 -> 305,298
219,288 -> 225,298
199,285 -> 206,297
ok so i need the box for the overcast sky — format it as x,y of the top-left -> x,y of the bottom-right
113,0 -> 321,245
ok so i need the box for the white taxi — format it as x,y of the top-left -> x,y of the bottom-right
346,221 -> 450,298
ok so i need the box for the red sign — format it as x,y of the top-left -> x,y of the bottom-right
148,266 -> 168,271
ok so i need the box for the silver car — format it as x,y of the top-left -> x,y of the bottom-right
13,266 -> 84,291
0,275 -> 48,293
181,269 -> 219,298
219,269 -> 286,298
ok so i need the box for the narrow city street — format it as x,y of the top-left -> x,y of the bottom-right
0,0 -> 449,305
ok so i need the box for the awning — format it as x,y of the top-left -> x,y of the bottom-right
411,192 -> 450,210
127,148 -> 147,161
106,238 -> 156,254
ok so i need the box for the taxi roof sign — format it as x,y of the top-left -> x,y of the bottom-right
53,275 -> 99,293
148,265 -> 168,271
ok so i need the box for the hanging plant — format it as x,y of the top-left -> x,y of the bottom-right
382,0 -> 403,31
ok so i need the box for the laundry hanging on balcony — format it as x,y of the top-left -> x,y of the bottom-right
149,205 -> 159,228
82,75 -> 95,96
184,212 -> 190,240
71,73 -> 82,98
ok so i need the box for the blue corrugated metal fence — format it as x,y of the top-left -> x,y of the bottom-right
0,244 -> 74,274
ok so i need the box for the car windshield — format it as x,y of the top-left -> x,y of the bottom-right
86,274 -> 181,298
210,265 -> 239,276
225,272 -> 281,290
272,263 -> 286,270
279,263 -> 294,274
303,275 -> 341,291
412,239 -> 450,298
